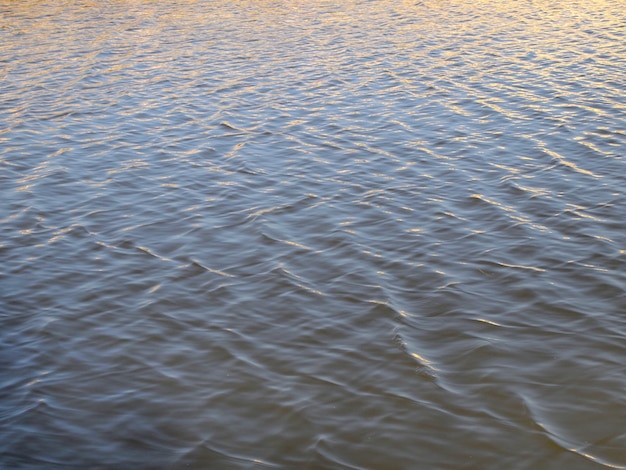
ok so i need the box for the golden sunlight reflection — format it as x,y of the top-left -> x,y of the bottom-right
475,318 -> 502,327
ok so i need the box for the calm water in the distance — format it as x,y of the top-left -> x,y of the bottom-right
1,0 -> 625,468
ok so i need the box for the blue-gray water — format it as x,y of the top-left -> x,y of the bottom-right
1,0 -> 625,468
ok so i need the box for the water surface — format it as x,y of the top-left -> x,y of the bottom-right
1,0 -> 626,468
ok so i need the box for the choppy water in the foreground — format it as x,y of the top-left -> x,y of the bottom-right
2,0 -> 626,468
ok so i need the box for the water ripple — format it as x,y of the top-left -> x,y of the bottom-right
2,0 -> 626,468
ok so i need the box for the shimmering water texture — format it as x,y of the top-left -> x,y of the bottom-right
2,0 -> 626,468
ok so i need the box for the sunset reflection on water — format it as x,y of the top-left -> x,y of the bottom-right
1,0 -> 625,468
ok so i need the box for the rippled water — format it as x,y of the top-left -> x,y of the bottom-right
2,0 -> 626,468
